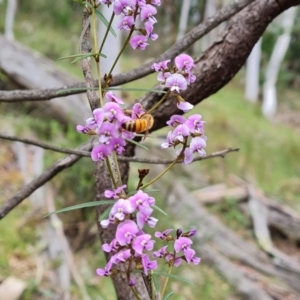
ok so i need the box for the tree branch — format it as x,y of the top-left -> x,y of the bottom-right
0,0 -> 254,103
0,133 -> 238,164
0,140 -> 95,220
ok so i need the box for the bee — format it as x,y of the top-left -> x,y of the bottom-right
122,113 -> 154,133
122,112 -> 154,137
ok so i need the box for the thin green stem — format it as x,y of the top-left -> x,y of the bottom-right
147,90 -> 170,114
91,7 -> 104,106
151,271 -> 155,300
141,157 -> 180,190
161,263 -> 174,298
130,286 -> 142,300
98,12 -> 115,55
105,157 -> 118,189
106,27 -> 135,85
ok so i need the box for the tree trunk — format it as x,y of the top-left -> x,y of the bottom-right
176,0 -> 191,41
262,7 -> 298,118
245,38 -> 262,102
5,0 -> 18,41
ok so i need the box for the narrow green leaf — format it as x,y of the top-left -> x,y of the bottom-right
95,9 -> 117,37
143,189 -> 161,194
153,271 -> 193,285
105,87 -> 167,93
59,53 -> 94,60
125,138 -> 149,150
99,205 -> 113,222
152,273 -> 160,293
163,292 -> 175,300
153,205 -> 167,216
71,53 -> 107,63
56,87 -> 98,95
44,200 -> 113,218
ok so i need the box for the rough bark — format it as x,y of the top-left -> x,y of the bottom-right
94,145 -> 150,300
141,0 -> 300,132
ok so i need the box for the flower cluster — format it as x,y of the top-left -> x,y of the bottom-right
99,0 -> 161,50
154,229 -> 201,267
96,185 -> 200,284
97,186 -> 158,279
152,54 -> 196,112
76,92 -> 136,161
162,114 -> 207,164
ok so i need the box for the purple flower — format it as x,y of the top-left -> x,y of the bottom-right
96,260 -> 113,277
137,207 -> 158,228
140,5 -> 157,24
128,190 -> 155,211
177,101 -> 194,112
105,91 -> 125,104
129,277 -> 135,286
91,144 -> 113,161
190,137 -> 206,157
113,0 -> 134,15
97,121 -> 118,144
93,108 -> 105,127
110,137 -> 126,154
176,147 -> 193,164
103,102 -> 124,123
102,239 -> 120,253
116,220 -> 139,246
132,234 -> 155,255
157,71 -> 171,83
185,114 -> 205,135
161,131 -> 176,149
151,59 -> 170,72
182,229 -> 196,238
145,22 -> 158,41
171,124 -> 190,143
174,237 -> 193,253
155,229 -> 173,241
130,35 -> 149,50
110,199 -> 134,221
104,184 -> 127,199
175,54 -> 195,71
141,254 -> 157,275
132,103 -> 146,118
184,249 -> 201,265
185,71 -> 196,85
153,245 -> 168,258
165,74 -> 187,93
76,116 -> 98,135
111,249 -> 132,264
118,16 -> 135,31
166,115 -> 186,127
149,0 -> 161,5
166,254 -> 182,267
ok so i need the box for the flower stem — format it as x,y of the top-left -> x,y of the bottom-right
91,6 -> 104,106
105,26 -> 135,86
141,157 -> 180,190
91,5 -> 124,188
98,12 -> 115,55
130,286 -> 142,300
147,90 -> 170,114
161,263 -> 174,298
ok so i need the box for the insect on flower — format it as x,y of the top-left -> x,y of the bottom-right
122,110 -> 154,139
